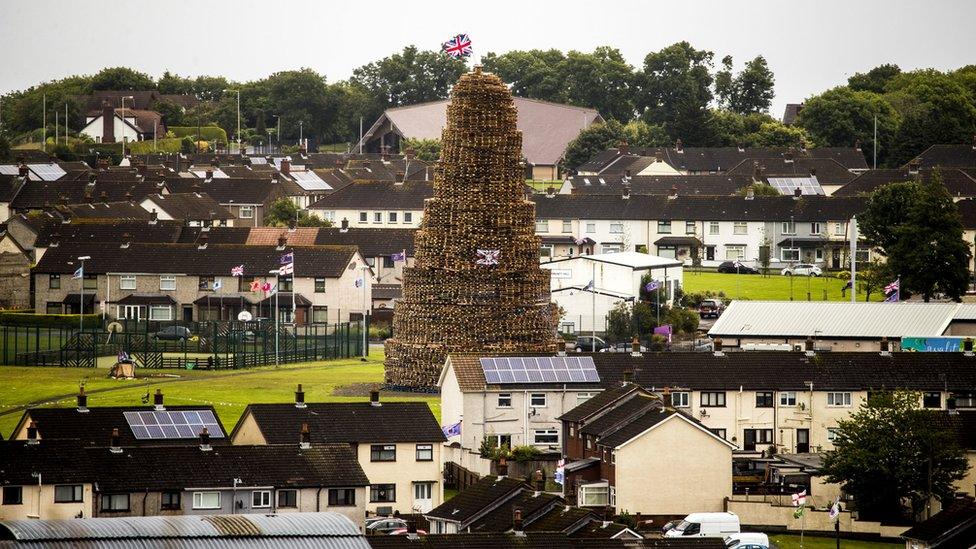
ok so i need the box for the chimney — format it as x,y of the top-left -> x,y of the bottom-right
622,370 -> 633,384
533,470 -> 545,494
737,144 -> 745,153
674,138 -> 683,153
394,171 -> 404,185
77,386 -> 89,413
624,169 -> 632,180
197,232 -> 208,250
513,508 -> 524,535
784,151 -> 794,163
965,338 -> 974,356
631,335 -> 642,357
497,456 -> 509,478
18,163 -> 28,178
277,235 -> 287,250
622,186 -> 630,200
26,421 -> 39,445
149,209 -> 158,225
153,388 -> 165,411
109,428 -> 122,454
745,186 -> 755,200
880,336 -> 891,356
370,390 -> 381,407
137,164 -> 147,178
205,169 -> 214,181
280,158 -> 291,176
617,141 -> 629,155
804,336 -> 815,356
793,187 -> 802,199
340,218 -> 349,233
810,167 -> 817,177
199,427 -> 213,451
102,101 -> 115,143
855,139 -> 862,152
300,422 -> 311,449
545,186 -> 556,198
668,185 -> 678,200
98,157 -> 110,170
908,160 -> 920,176
271,172 -> 280,184
713,337 -> 724,356
295,384 -> 306,408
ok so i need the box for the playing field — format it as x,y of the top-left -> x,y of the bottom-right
770,534 -> 900,549
682,271 -> 882,302
0,350 -> 439,438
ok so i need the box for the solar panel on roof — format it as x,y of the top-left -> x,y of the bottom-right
28,163 -> 67,181
248,157 -> 268,165
479,356 -> 600,384
767,177 -> 825,196
291,171 -> 333,191
123,410 -> 224,440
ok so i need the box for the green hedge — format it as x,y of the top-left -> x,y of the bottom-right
168,126 -> 228,143
127,138 -> 182,154
0,312 -> 102,329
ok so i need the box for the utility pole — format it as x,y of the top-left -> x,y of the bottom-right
121,95 -> 133,158
65,103 -> 68,145
873,115 -> 878,169
359,116 -> 363,154
78,256 -> 91,331
42,93 -> 46,153
224,89 -> 240,153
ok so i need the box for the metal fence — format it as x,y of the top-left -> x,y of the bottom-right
0,318 -> 367,368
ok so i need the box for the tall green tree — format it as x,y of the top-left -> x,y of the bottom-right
715,55 -> 775,114
264,197 -> 333,227
157,71 -> 195,95
885,70 -> 976,166
554,47 -> 635,121
89,67 -> 155,91
795,87 -> 898,165
821,391 -> 968,522
481,49 -> 565,102
847,63 -> 901,93
562,120 -> 627,171
636,42 -> 715,144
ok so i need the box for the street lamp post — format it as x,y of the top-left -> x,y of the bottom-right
120,96 -> 134,158
78,256 -> 91,332
361,265 -> 369,360
273,115 -> 281,153
224,89 -> 240,153
299,121 -> 303,150
269,270 -> 280,367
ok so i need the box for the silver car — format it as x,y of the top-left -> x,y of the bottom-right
781,263 -> 823,277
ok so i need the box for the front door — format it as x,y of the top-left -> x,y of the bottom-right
743,429 -> 757,451
183,306 -> 194,322
706,246 -> 715,261
413,482 -> 434,513
796,429 -> 810,453
831,249 -> 841,270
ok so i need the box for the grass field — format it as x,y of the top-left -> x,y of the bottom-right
770,534 -> 900,549
0,351 -> 439,438
683,271 -> 882,302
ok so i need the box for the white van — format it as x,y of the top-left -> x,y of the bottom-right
725,532 -> 770,549
664,512 -> 741,537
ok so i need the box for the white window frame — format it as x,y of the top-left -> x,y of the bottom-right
576,392 -> 596,405
414,482 -> 433,501
404,212 -> 413,223
373,212 -> 382,224
685,221 -> 696,235
388,211 -> 398,223
779,391 -> 797,406
733,221 -> 748,235
601,244 -> 623,254
239,205 -> 254,219
585,222 -> 596,234
561,220 -> 572,233
782,248 -> 800,261
120,275 -> 137,290
833,222 -> 845,236
251,490 -> 272,508
782,221 -> 796,235
159,275 -> 176,291
671,392 -> 690,407
609,223 -> 624,234
657,220 -> 672,234
709,221 -> 720,235
725,245 -> 745,260
497,393 -> 512,408
529,393 -> 547,408
359,212 -> 368,223
579,482 -> 609,507
535,220 -> 549,233
149,305 -> 172,321
533,428 -> 558,445
827,392 -> 852,407
192,491 -> 220,510
810,222 -> 821,235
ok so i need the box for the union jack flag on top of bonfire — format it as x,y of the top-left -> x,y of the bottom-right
442,34 -> 473,58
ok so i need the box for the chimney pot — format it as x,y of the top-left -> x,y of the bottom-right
199,427 -> 212,451
370,390 -> 381,406
794,187 -> 802,198
295,383 -> 306,408
149,209 -> 158,225
513,508 -> 524,534
855,139 -> 862,151
153,388 -> 164,411
617,141 -> 629,155
110,427 -> 122,453
77,386 -> 89,413
497,456 -> 508,477
18,164 -> 29,178
675,138 -> 683,153
340,218 -> 349,232
300,422 -> 311,449
631,335 -> 641,357
713,337 -> 724,356
26,421 -> 39,444
533,470 -> 545,492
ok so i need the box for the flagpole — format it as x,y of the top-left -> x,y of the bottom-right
291,252 -> 296,325
591,261 -> 596,352
849,215 -> 858,303
274,272 -> 280,367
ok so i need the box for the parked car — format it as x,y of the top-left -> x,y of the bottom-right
389,528 -> 428,536
601,342 -> 648,353
717,261 -> 759,274
725,533 -> 770,549
574,335 -> 609,352
661,520 -> 679,534
698,299 -> 725,318
154,325 -> 192,341
664,512 -> 740,538
781,263 -> 823,277
366,518 -> 408,535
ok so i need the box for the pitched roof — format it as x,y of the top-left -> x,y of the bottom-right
909,143 -> 976,169
308,181 -> 433,210
727,157 -> 857,186
57,201 -> 152,220
315,227 -> 416,256
368,533 -> 725,549
425,475 -> 526,523
833,168 -> 976,197
8,179 -> 160,210
142,192 -> 235,221
579,146 -> 868,174
0,440 -> 92,485
34,242 -> 357,277
522,506 -> 599,533
558,383 -> 641,423
235,401 -> 445,444
468,491 -> 566,533
596,408 -> 686,448
567,174 -> 749,196
164,177 -> 286,205
901,499 -> 976,545
578,392 -> 661,437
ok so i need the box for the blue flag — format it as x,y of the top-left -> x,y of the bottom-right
442,421 -> 461,438
72,266 -> 83,279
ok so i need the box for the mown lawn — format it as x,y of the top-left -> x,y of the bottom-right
682,271 -> 882,302
771,534 -> 900,549
0,351 -> 439,438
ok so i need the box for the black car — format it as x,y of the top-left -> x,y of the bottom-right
717,261 -> 760,274
574,335 -> 609,352
154,325 -> 192,341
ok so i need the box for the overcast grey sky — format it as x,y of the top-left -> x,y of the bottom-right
2,0 -> 974,117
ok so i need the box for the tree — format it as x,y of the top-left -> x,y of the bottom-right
89,67 -> 155,91
481,49 -> 566,102
622,119 -> 669,147
885,71 -> 976,166
157,71 -> 195,95
795,87 -> 898,165
0,134 -> 10,161
715,55 -> 775,114
179,136 -> 195,154
752,121 -> 807,147
403,138 -> 441,162
636,42 -> 715,144
859,258 -> 892,302
193,75 -> 231,102
151,99 -> 184,127
554,47 -> 635,121
820,391 -> 968,522
736,183 -> 780,197
263,198 -> 333,227
562,119 -> 627,171
848,63 -> 901,93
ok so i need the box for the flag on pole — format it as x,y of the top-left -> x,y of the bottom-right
828,499 -> 841,521
884,279 -> 900,302
442,34 -> 473,58
279,252 -> 294,276
250,281 -> 261,292
231,265 -> 244,277
391,251 -> 406,262
554,458 -> 566,485
441,421 -> 461,438
73,266 -> 83,279
213,279 -> 222,291
280,252 -> 294,265
792,490 -> 807,507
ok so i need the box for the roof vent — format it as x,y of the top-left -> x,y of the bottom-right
153,388 -> 165,411
77,385 -> 89,413
300,422 -> 311,450
109,427 -> 122,454
199,427 -> 213,451
26,421 -> 39,445
370,390 -> 381,407
295,384 -> 306,408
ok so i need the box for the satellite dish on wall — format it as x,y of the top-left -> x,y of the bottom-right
237,311 -> 253,321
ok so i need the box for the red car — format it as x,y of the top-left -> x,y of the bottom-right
698,299 -> 725,318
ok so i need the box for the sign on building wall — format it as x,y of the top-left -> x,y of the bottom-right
549,269 -> 572,279
902,337 -> 966,352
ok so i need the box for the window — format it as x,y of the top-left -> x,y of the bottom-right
373,212 -> 382,224
779,392 -> 797,406
83,275 -> 97,290
46,302 -> 61,315
533,429 -> 559,445
756,391 -> 774,408
370,444 -> 396,462
827,392 -> 852,407
579,483 -> 610,507
312,306 -> 328,324
404,212 -> 413,223
710,428 -> 727,440
238,275 -> 255,292
370,484 -> 396,503
602,243 -> 623,253
685,221 -> 696,235
827,428 -> 841,442
782,248 -> 800,261
486,434 -> 512,449
149,305 -> 172,321
535,220 -> 549,232
277,490 -> 297,508
709,221 -> 720,235
2,486 -> 22,505
782,221 -> 796,234
576,392 -> 597,405
416,444 -> 434,461
120,275 -> 136,290
49,274 -> 61,289
278,277 -> 293,292
359,212 -> 368,223
744,429 -> 773,450
609,223 -> 624,234
239,205 -> 254,219
312,278 -> 326,293
562,220 -> 572,233
414,482 -> 433,501
383,256 -> 395,268
585,222 -> 596,233
671,392 -> 690,407
733,222 -> 747,235
101,494 -> 129,512
923,392 -> 941,409
701,392 -> 726,407
198,276 -> 215,291
833,222 -> 845,236
54,485 -> 84,503
328,488 -> 356,506
192,491 -> 220,509
497,393 -> 512,407
810,222 -> 821,234
530,393 -> 546,407
657,220 -> 672,234
953,392 -> 976,408
388,211 -> 398,223
159,275 -> 176,291
161,491 -> 181,510
725,245 -> 745,260
251,490 -> 271,508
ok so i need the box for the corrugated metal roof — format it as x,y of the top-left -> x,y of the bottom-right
0,513 -> 364,542
0,539 -> 367,548
952,304 -> 976,320
709,301 -> 960,338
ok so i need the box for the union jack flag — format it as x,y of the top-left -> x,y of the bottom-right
231,265 -> 244,277
475,249 -> 500,266
442,34 -> 473,58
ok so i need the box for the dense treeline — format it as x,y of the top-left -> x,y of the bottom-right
1,42 -> 974,168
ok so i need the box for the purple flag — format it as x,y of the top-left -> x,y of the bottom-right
654,324 -> 673,343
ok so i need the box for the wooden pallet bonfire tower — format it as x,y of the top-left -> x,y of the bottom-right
384,67 -> 561,388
